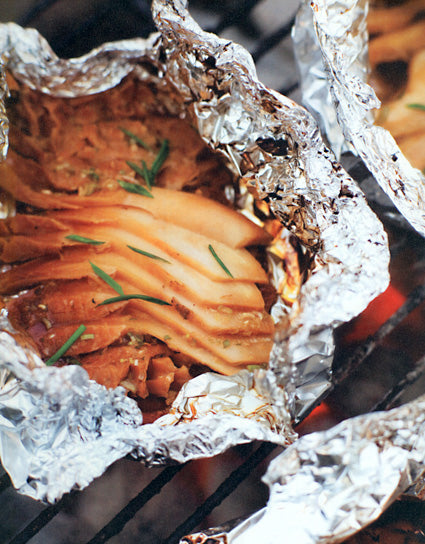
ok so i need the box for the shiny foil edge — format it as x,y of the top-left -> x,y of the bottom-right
0,0 -> 388,502
291,2 -> 349,159
182,396 -> 425,543
296,0 -> 425,237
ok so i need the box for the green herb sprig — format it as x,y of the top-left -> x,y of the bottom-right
45,324 -> 87,365
98,294 -> 171,306
65,234 -> 105,245
120,127 -> 151,150
208,244 -> 234,278
126,160 -> 147,180
407,103 -> 425,112
89,261 -> 124,295
127,245 -> 171,264
126,139 -> 169,190
150,139 -> 169,181
118,180 -> 153,198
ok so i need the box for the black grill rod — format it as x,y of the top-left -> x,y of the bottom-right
372,353 -> 425,412
6,464 -> 183,544
7,492 -> 76,544
208,0 -> 263,34
162,441 -> 276,544
47,0 -> 126,58
17,0 -> 61,26
278,81 -> 299,97
251,15 -> 296,63
0,471 -> 11,494
333,283 -> 425,385
86,463 -> 185,544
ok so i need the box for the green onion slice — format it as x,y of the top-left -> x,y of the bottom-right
141,160 -> 154,189
126,160 -> 147,180
45,324 -> 87,365
98,294 -> 171,306
407,103 -> 425,111
119,127 -> 151,150
151,139 -> 169,178
89,261 -> 124,295
127,245 -> 171,264
118,180 -> 153,198
208,244 -> 234,278
65,234 -> 105,245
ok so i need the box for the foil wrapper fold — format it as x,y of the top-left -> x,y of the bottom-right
0,0 -> 389,502
294,0 -> 425,237
183,396 -> 425,543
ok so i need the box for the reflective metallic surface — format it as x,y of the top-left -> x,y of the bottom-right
295,0 -> 425,237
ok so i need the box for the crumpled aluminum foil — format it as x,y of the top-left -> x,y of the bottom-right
183,396 -> 425,544
293,0 -> 425,237
0,0 -> 389,502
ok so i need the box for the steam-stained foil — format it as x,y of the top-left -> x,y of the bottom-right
294,0 -> 425,237
182,396 -> 425,544
0,0 -> 388,502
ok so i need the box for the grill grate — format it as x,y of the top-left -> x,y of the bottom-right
1,1 -> 425,543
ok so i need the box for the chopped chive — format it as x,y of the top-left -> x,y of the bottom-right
65,234 -> 105,245
89,261 -> 124,295
98,294 -> 171,306
45,324 -> 86,365
127,160 -> 147,179
141,160 -> 154,189
119,127 -> 151,150
223,339 -> 231,348
164,334 -> 172,341
407,103 -> 425,112
127,245 -> 171,264
208,244 -> 234,278
81,333 -> 95,341
118,180 -> 153,198
150,139 -> 169,178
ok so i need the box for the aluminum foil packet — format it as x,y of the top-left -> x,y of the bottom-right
0,0 -> 388,503
293,0 -> 425,237
182,395 -> 425,544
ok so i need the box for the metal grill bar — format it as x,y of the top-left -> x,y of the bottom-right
86,464 -> 185,544
251,16 -> 296,63
8,493 -> 77,544
333,283 -> 425,385
0,472 -> 11,494
278,81 -> 299,97
17,0 -> 60,26
162,442 -> 276,544
373,353 -> 425,412
208,0 -> 262,34
49,0 -> 133,57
